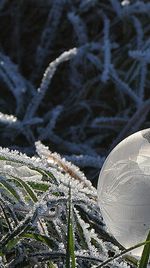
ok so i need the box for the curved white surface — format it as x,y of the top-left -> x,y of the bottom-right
97,129 -> 150,256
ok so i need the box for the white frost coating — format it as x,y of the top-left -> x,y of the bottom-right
35,141 -> 96,194
121,0 -> 130,6
24,48 -> 78,120
0,144 -> 97,199
74,208 -> 104,257
0,161 -> 43,182
97,128 -> 150,256
0,112 -> 17,124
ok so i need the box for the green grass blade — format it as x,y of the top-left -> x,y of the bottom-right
27,181 -> 49,192
138,230 -> 150,268
0,199 -> 13,232
9,175 -> 38,203
66,185 -> 76,268
4,237 -> 20,251
47,261 -> 57,268
96,240 -> 150,267
4,232 -> 55,252
21,232 -> 55,248
0,176 -> 20,201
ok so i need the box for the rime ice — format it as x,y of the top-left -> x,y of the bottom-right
97,128 -> 150,256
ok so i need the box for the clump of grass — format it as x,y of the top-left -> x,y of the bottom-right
0,143 -> 141,267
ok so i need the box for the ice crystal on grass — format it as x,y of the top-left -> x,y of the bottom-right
0,145 -> 131,267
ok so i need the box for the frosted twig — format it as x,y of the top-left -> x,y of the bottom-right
91,116 -> 128,128
79,0 -> 97,12
132,16 -> 143,49
64,155 -> 105,169
35,0 -> 66,72
69,55 -> 83,91
129,49 -> 150,63
24,48 -> 78,120
122,1 -> 150,15
0,53 -> 27,115
101,14 -> 111,82
138,61 -> 147,100
110,66 -> 142,107
67,11 -> 88,45
110,0 -> 122,17
39,105 -> 63,139
39,129 -> 97,156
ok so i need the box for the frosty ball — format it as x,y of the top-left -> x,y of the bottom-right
97,129 -> 150,256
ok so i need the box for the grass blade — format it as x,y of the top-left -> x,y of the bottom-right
0,176 -> 20,201
21,232 -> 56,248
66,184 -> 76,268
96,240 -> 150,267
0,199 -> 13,232
9,175 -> 38,202
138,230 -> 150,268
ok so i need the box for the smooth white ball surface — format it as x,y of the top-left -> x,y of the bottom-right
97,129 -> 150,256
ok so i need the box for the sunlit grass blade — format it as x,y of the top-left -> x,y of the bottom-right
66,184 -> 76,268
138,230 -> 150,268
96,239 -> 150,267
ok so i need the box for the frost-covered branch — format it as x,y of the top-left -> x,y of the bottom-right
35,0 -> 66,71
24,48 -> 78,120
67,11 -> 88,45
101,14 -> 111,82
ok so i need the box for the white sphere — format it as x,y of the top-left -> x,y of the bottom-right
97,129 -> 150,256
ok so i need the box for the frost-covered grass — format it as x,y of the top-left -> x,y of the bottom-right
0,143 -> 139,267
0,0 -> 150,267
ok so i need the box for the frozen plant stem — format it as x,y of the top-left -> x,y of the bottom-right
24,48 -> 78,120
66,185 -> 76,268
